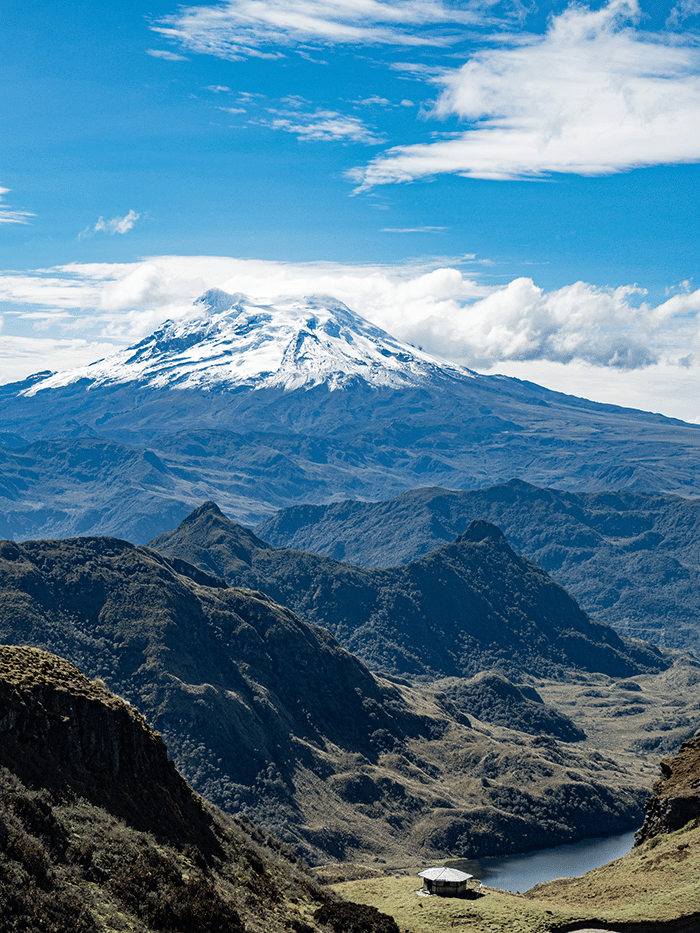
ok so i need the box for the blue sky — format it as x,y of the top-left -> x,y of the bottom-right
2,0 -> 700,420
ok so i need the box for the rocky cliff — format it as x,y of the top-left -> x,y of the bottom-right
636,730 -> 700,845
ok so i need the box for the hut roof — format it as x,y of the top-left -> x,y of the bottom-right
418,867 -> 472,883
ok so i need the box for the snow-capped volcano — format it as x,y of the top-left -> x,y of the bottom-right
23,290 -> 471,395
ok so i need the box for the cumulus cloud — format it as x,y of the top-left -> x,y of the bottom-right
0,187 -> 35,225
2,256 -> 700,375
350,0 -> 700,187
152,0 -> 483,60
80,210 -> 141,238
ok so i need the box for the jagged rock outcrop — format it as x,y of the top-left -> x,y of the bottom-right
636,730 -> 700,845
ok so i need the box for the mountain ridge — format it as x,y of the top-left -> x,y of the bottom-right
256,479 -> 700,658
149,501 -> 666,681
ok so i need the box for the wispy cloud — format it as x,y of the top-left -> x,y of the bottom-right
263,108 -> 385,143
351,0 -> 700,188
146,48 -> 189,61
667,0 -> 700,26
80,210 -> 141,238
0,187 -> 35,225
151,0 -> 485,60
381,225 -> 446,232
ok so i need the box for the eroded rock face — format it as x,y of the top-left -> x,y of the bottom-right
636,730 -> 700,845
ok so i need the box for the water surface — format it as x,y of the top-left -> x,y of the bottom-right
446,829 -> 636,893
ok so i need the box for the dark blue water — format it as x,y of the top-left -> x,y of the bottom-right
446,830 -> 636,893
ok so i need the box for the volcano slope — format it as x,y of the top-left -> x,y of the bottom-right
0,534 -> 666,864
150,502 -> 665,681
0,644 -> 337,933
3,291 -> 700,543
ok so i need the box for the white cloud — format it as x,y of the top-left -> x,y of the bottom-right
0,187 -> 35,225
146,48 -> 189,61
351,0 -> 700,188
2,255 -> 699,369
263,108 -> 385,143
80,210 -> 141,238
151,0 -> 484,60
4,256 -> 700,420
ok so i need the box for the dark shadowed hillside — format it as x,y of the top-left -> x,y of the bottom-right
0,537 -> 655,861
151,502 -> 665,681
0,645 -> 336,933
257,479 -> 700,657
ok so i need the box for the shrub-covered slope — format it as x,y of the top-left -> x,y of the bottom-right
150,502 -> 665,681
0,645 -> 335,933
0,537 -> 651,862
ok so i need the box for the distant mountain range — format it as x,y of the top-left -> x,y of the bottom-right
257,479 -> 700,657
150,501 -> 665,682
2,290 -> 700,541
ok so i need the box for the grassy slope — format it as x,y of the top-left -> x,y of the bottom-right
331,822 -> 700,933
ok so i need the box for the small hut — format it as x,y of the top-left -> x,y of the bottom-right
417,866 -> 472,897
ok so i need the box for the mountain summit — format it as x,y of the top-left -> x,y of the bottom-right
22,290 -> 470,395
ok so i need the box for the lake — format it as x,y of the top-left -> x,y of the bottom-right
445,829 -> 637,893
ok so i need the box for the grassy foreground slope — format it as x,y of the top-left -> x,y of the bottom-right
332,821 -> 700,933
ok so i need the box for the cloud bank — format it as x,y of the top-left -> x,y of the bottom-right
351,0 -> 700,186
1,256 -> 698,371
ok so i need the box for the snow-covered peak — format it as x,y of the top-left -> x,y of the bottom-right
22,291 -> 473,395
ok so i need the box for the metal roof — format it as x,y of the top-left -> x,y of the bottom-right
418,867 -> 472,883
